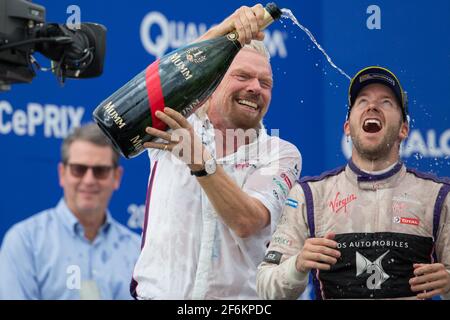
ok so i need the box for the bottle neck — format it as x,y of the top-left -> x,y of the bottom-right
260,9 -> 276,31
226,8 -> 276,46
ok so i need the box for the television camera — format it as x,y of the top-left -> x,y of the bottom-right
0,0 -> 106,91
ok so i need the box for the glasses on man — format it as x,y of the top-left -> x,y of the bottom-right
66,163 -> 115,179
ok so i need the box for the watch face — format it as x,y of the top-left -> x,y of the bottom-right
205,158 -> 217,175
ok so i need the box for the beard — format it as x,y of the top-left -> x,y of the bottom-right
228,112 -> 262,130
350,121 -> 402,161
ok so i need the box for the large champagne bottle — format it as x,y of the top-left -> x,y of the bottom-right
93,3 -> 282,158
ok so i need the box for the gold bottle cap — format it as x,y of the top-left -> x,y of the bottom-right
260,9 -> 276,31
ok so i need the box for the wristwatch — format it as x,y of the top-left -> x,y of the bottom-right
190,158 -> 217,177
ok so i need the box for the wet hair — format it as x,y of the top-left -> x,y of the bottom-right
243,40 -> 271,61
61,123 -> 119,167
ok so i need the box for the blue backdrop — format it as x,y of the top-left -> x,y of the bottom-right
1,0 -> 449,274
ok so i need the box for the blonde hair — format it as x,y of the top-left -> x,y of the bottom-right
243,40 -> 271,61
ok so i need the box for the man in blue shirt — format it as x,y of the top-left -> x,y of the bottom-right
0,123 -> 141,299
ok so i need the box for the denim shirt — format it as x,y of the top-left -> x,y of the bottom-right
0,199 -> 141,300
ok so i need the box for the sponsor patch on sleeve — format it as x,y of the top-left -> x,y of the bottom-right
263,251 -> 282,265
285,198 -> 298,208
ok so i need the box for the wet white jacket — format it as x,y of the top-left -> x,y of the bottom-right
132,107 -> 301,299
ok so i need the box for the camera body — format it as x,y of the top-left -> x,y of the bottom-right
0,0 -> 106,91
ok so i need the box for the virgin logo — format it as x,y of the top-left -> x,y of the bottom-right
329,192 -> 357,214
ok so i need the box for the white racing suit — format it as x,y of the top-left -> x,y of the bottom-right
257,161 -> 450,299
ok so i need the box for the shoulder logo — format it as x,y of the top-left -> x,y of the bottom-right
285,198 -> 298,208
280,173 -> 293,189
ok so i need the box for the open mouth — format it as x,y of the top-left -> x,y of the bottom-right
237,99 -> 258,111
362,119 -> 382,133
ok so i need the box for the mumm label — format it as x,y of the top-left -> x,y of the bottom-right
170,53 -> 193,80
103,101 -> 126,129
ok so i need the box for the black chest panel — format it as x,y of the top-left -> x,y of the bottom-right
317,232 -> 433,299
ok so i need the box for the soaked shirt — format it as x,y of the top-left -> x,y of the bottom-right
257,161 -> 450,300
132,108 -> 302,299
0,199 -> 141,300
